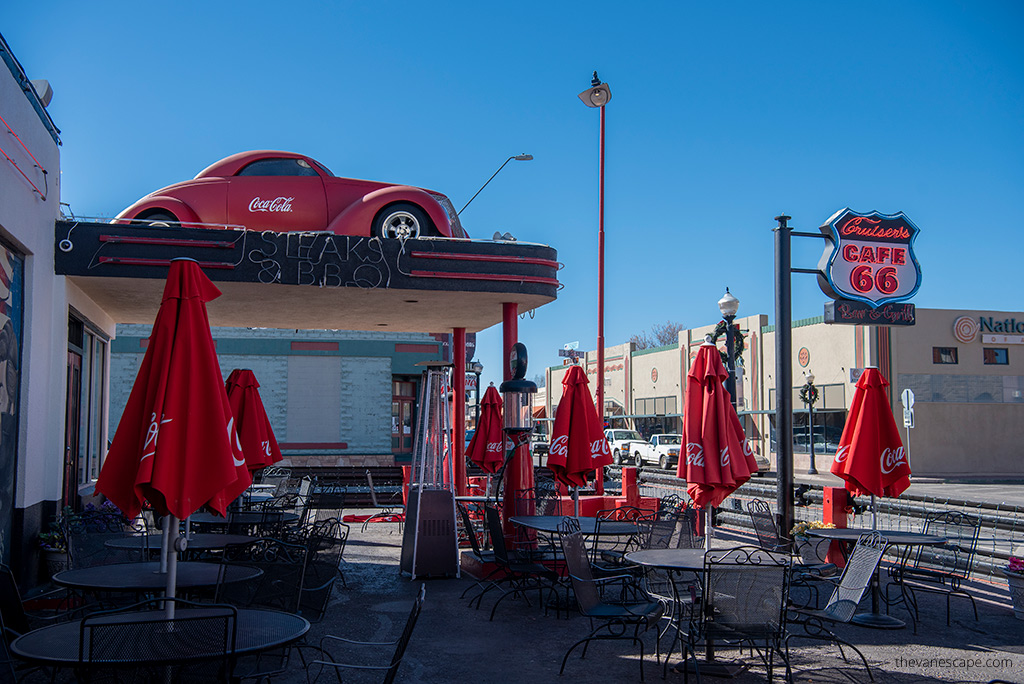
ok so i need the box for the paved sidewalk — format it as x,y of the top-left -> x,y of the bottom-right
269,510 -> 1024,684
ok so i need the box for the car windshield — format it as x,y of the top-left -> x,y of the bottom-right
615,431 -> 641,441
659,435 -> 682,445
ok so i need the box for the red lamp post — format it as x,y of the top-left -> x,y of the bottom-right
579,72 -> 611,495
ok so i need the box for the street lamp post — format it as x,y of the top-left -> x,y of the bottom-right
717,288 -> 740,408
579,72 -> 612,495
470,360 -> 484,427
801,371 -> 819,475
458,154 -> 533,215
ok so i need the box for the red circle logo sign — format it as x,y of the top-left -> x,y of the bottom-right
651,368 -> 659,383
953,316 -> 978,344
798,347 -> 810,367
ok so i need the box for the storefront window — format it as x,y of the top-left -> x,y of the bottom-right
932,347 -> 959,364
983,348 -> 1009,365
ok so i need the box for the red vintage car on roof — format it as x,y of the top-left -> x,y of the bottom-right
114,150 -> 467,239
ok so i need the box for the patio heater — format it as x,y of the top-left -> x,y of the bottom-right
400,362 -> 460,579
496,343 -> 537,508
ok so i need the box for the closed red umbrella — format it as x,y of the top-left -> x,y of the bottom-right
676,342 -> 759,510
548,364 -> 612,491
466,385 -> 505,474
831,367 -> 911,500
97,259 -> 251,519
225,369 -> 283,472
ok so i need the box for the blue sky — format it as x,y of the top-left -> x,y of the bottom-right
3,1 -> 1022,390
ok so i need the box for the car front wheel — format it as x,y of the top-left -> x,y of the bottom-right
142,212 -> 179,228
612,449 -> 621,465
659,454 -> 668,470
374,203 -> 430,239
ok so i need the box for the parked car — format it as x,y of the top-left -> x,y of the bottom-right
604,429 -> 643,465
114,150 -> 468,239
627,433 -> 682,470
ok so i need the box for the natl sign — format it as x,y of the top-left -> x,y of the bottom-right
817,208 -> 922,308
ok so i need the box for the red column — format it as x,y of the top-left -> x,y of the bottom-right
823,486 -> 849,567
453,327 -> 467,496
501,303 -> 535,544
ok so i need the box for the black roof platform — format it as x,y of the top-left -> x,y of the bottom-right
55,220 -> 559,332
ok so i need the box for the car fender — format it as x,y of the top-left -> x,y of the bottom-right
113,196 -> 204,226
326,185 -> 453,237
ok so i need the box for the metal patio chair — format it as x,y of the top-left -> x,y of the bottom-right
884,510 -> 981,629
309,584 -> 425,684
558,517 -> 664,681
786,530 -> 888,681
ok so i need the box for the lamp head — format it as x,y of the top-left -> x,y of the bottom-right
513,154 -> 533,161
578,73 -> 612,108
805,371 -> 815,385
717,287 -> 739,317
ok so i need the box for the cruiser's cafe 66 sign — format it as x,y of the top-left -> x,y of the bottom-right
818,208 -> 922,326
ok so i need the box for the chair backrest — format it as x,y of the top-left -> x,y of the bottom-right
675,509 -> 701,549
292,476 -> 315,524
217,538 -> 308,613
456,504 -> 485,558
64,510 -> 140,569
558,518 -> 603,615
0,564 -> 29,637
80,597 -> 236,684
823,531 -> 888,623
382,584 -> 426,684
914,511 -> 981,579
703,545 -> 790,640
299,518 -> 346,622
657,494 -> 685,520
534,477 -> 560,516
592,506 -> 653,565
746,498 -> 790,553
483,506 -> 511,566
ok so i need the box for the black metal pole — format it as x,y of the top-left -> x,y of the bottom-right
724,313 -> 737,408
474,372 -> 482,427
807,386 -> 818,474
774,214 -> 794,539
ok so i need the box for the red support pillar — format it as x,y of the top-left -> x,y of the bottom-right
453,327 -> 467,496
501,303 -> 535,544
823,486 -> 849,567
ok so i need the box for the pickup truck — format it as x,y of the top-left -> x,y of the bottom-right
605,428 -> 643,465
626,433 -> 683,470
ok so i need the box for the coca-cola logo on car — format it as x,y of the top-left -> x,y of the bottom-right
249,196 -> 295,213
686,443 -> 704,467
880,446 -> 907,474
550,435 -> 568,459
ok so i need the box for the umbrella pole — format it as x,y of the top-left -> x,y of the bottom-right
164,514 -> 179,619
573,488 -> 579,516
160,516 -> 171,573
871,494 -> 877,530
704,505 -> 712,551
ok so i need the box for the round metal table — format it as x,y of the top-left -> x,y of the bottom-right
509,515 -> 638,536
808,527 -> 946,629
52,561 -> 261,593
11,608 -> 309,665
105,534 -> 256,553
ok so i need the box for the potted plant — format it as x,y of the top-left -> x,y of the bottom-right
790,520 -> 836,564
37,513 -> 69,576
1002,555 -> 1024,620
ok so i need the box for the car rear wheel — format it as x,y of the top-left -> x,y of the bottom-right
374,203 -> 431,239
142,212 -> 179,227
634,452 -> 642,467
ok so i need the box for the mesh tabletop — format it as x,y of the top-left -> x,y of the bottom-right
190,512 -> 299,526
11,608 -> 309,665
52,562 -> 262,592
624,548 -> 708,571
105,534 -> 257,552
509,516 -> 638,535
808,528 -> 946,546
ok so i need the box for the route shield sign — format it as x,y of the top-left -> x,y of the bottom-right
818,208 -> 922,308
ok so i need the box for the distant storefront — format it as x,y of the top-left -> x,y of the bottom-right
547,308 -> 1024,478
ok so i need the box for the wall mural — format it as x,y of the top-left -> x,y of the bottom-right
0,243 -> 23,565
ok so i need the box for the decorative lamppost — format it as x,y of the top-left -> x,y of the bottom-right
717,288 -> 740,408
800,371 -> 819,475
458,154 -> 533,215
578,71 -> 612,434
470,360 -> 484,427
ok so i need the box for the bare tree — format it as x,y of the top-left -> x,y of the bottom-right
630,320 -> 684,350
